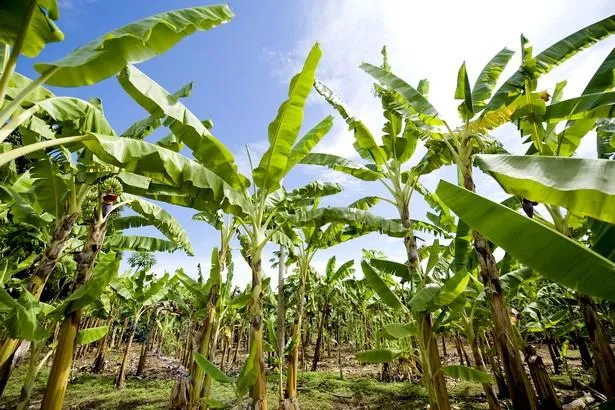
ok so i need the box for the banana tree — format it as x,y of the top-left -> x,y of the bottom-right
112,268 -> 171,389
169,209 -> 236,409
362,17 -> 615,409
116,41 -> 335,409
303,47 -> 455,409
311,257 -> 354,372
469,41 -> 615,396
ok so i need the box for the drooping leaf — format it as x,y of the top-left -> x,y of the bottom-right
122,193 -> 192,254
381,323 -> 417,339
54,252 -> 120,316
253,43 -> 321,191
291,207 -> 405,238
80,134 -> 248,215
360,63 -> 439,119
443,365 -> 492,383
300,152 -> 381,181
77,326 -> 109,345
34,5 -> 234,86
409,284 -> 440,313
0,1 -> 63,58
105,235 -> 178,253
369,258 -> 416,284
436,270 -> 470,307
361,261 -> 405,311
194,352 -> 233,384
355,348 -> 401,364
476,155 -> 615,224
117,65 -> 246,189
313,80 -> 387,165
436,180 -> 615,301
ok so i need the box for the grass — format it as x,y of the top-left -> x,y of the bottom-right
0,364 -> 494,409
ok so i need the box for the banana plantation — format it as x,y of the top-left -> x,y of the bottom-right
1,2 -> 615,409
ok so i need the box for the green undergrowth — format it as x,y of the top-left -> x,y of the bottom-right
0,366 -> 492,409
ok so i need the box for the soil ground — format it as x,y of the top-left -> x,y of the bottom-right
0,339 -> 597,409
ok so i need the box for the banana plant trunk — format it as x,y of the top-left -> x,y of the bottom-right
480,331 -> 509,399
92,330 -> 109,373
248,254 -> 268,410
282,262 -> 308,410
311,304 -> 328,371
41,219 -> 106,410
115,323 -> 136,389
0,212 -> 79,394
462,164 -> 538,410
401,209 -> 450,410
524,344 -> 562,409
578,293 -> 615,398
468,329 -> 500,410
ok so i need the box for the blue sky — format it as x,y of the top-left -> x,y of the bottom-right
18,0 -> 615,286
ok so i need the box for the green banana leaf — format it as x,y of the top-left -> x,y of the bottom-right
360,63 -> 439,119
34,5 -> 234,86
436,180 -> 615,301
486,15 -> 615,111
455,62 -> 473,120
6,71 -> 54,103
291,207 -> 405,238
80,134 -> 248,215
236,339 -> 259,396
53,251 -> 120,316
0,0 -> 63,58
476,154 -> 615,224
443,365 -> 492,383
122,193 -> 192,255
253,43 -> 321,191
556,48 -> 615,156
300,152 -> 381,181
361,261 -> 405,311
2,289 -> 50,341
380,323 -> 417,339
369,258 -> 416,284
355,348 -> 401,364
471,47 -> 515,112
105,235 -> 178,253
194,352 -> 233,384
285,116 -> 333,172
120,81 -> 192,139
288,181 -> 342,199
313,80 -> 387,165
435,270 -> 470,307
545,92 -> 615,121
1,96 -> 116,143
110,215 -> 152,231
77,326 -> 109,345
117,65 -> 246,189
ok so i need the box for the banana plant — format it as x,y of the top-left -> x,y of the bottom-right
118,41 -> 345,409
311,256 -> 354,372
303,47 -> 455,410
169,209 -> 236,409
363,17 -> 615,409
111,267 -> 171,389
467,41 -> 615,397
